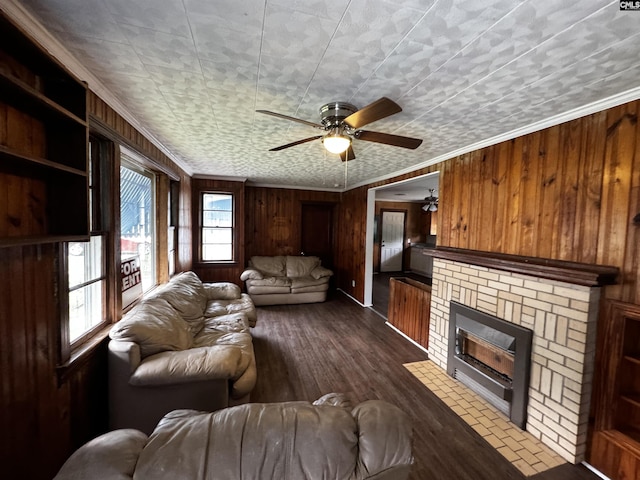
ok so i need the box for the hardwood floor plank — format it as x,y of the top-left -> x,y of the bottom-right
250,292 -> 601,480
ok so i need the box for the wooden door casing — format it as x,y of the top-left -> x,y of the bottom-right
301,203 -> 334,268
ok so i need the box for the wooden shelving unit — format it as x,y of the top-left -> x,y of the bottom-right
0,12 -> 88,247
590,302 -> 640,480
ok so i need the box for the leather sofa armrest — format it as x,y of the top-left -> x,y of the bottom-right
109,340 -> 142,374
310,265 -> 334,279
240,268 -> 264,281
352,400 -> 414,479
53,429 -> 148,480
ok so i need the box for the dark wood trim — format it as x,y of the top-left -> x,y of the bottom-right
56,326 -> 110,385
89,115 -> 180,181
426,246 -> 619,286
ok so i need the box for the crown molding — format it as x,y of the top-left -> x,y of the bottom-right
348,85 -> 640,192
245,181 -> 343,193
0,0 -> 193,177
192,174 -> 248,182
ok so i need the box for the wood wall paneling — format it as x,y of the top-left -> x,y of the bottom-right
177,173 -> 192,272
245,187 -> 340,259
333,100 -> 640,480
1,80 -> 192,480
192,178 -> 246,284
0,245 -> 70,479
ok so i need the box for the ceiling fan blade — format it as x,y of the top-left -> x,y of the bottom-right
355,130 -> 422,149
343,97 -> 402,129
256,110 -> 324,129
268,135 -> 323,151
339,145 -> 356,162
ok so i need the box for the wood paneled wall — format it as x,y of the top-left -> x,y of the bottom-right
0,91 -> 192,479
178,174 -> 193,273
245,186 -> 340,260
334,100 -> 640,477
337,100 -> 639,306
0,245 -> 69,479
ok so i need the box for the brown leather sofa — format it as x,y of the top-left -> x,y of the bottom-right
54,394 -> 414,480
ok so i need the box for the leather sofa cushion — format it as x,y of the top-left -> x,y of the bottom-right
291,283 -> 330,294
204,281 -> 241,300
250,256 -> 286,277
290,276 -> 328,289
205,294 -> 257,326
109,298 -> 192,358
286,255 -> 321,277
148,272 -> 208,335
246,285 -> 291,294
134,404 -> 359,479
245,276 -> 291,287
129,345 -> 244,386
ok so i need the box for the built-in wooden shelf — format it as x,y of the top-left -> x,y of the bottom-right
424,246 -> 619,287
0,12 -> 88,247
590,302 -> 640,480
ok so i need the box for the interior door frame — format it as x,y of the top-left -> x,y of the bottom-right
300,201 -> 336,268
363,171 -> 440,307
379,208 -> 407,273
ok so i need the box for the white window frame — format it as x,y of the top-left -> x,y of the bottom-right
200,192 -> 234,262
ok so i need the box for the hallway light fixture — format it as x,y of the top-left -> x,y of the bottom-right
422,189 -> 438,212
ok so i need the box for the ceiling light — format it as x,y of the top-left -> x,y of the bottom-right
323,131 -> 351,154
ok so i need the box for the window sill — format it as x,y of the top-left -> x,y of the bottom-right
197,261 -> 239,266
56,325 -> 111,385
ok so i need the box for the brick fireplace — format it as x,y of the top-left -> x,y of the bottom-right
426,247 -> 618,464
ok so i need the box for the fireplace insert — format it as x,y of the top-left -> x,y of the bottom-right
447,301 -> 532,429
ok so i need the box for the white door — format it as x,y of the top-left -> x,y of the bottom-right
380,211 -> 405,272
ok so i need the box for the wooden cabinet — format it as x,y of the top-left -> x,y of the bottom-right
589,301 -> 640,480
0,12 -> 88,247
388,277 -> 431,349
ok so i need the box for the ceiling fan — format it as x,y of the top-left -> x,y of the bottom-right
256,97 -> 422,161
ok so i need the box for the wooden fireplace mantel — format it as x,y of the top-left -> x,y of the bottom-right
424,247 -> 619,287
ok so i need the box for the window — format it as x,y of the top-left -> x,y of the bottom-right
67,236 -> 105,342
120,163 -> 156,305
63,136 -> 110,349
201,192 -> 233,261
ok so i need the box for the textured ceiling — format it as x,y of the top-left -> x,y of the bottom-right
15,0 -> 640,190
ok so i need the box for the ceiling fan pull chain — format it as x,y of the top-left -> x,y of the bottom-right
344,154 -> 348,189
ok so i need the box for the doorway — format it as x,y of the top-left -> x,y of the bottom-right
363,171 -> 440,308
301,203 -> 334,268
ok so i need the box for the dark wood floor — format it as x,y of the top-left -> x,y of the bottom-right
372,271 -> 432,318
250,292 -> 601,480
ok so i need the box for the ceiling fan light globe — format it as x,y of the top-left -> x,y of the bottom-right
428,203 -> 438,212
323,135 -> 351,154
